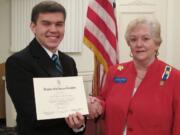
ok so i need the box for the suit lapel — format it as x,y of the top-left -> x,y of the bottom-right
29,38 -> 62,77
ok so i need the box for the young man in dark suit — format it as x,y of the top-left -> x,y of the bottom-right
5,1 -> 85,135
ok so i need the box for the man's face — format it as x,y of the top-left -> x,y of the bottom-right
30,12 -> 65,52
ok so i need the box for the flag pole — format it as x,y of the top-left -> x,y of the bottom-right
92,55 -> 100,96
113,0 -> 116,8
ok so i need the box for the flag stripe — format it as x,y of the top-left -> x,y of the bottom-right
84,29 -> 113,71
88,0 -> 116,36
85,18 -> 117,65
84,28 -> 113,66
96,0 -> 116,21
87,7 -> 116,50
84,36 -> 109,71
84,0 -> 118,72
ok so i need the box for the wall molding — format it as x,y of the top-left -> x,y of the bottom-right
78,71 -> 93,82
117,0 -> 155,6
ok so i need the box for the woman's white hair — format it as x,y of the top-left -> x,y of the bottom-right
125,16 -> 162,46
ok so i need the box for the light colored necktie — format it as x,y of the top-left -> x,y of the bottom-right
51,54 -> 63,74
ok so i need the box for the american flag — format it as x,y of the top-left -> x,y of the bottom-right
83,0 -> 118,72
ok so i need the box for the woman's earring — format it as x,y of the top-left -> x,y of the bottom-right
130,52 -> 133,57
155,50 -> 159,57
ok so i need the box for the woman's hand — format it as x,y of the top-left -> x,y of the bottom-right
87,96 -> 104,119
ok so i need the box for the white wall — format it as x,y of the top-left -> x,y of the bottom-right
0,0 -> 11,63
173,0 -> 180,69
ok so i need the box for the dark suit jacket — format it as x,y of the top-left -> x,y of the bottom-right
5,38 -> 83,135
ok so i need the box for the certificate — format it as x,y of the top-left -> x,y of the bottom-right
33,76 -> 89,120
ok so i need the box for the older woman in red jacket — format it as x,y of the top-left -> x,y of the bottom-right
88,17 -> 180,135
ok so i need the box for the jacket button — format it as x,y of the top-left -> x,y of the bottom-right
127,127 -> 133,132
128,109 -> 133,115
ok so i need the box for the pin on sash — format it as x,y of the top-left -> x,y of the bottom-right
160,65 -> 171,86
117,65 -> 124,71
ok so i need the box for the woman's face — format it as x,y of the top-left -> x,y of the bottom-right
128,24 -> 159,64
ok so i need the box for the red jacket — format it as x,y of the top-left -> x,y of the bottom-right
99,59 -> 180,135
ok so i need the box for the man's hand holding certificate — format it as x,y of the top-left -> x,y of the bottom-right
33,76 -> 89,120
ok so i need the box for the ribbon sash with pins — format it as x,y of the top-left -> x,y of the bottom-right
160,65 -> 172,86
